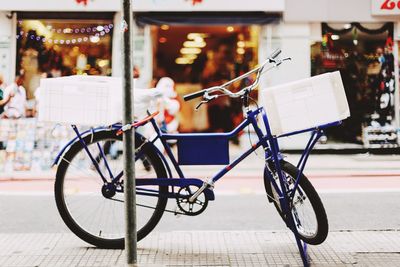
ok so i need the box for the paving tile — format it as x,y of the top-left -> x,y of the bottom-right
1,230 -> 400,266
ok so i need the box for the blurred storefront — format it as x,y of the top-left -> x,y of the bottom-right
0,1 -> 119,171
16,13 -> 114,100
0,0 -> 398,172
132,1 -> 283,132
284,0 -> 400,150
0,0 -> 284,171
141,23 -> 265,132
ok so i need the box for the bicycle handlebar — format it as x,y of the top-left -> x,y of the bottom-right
270,48 -> 282,60
183,49 -> 287,103
183,90 -> 206,101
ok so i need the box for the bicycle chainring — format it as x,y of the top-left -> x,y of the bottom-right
176,186 -> 208,216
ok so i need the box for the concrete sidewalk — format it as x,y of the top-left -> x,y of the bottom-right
1,230 -> 400,266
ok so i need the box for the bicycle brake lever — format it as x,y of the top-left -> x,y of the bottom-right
276,57 -> 291,67
195,100 -> 206,111
195,95 -> 218,111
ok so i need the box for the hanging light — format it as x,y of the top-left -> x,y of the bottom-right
187,33 -> 207,40
175,57 -> 193,65
180,48 -> 202,54
183,54 -> 197,60
90,36 -> 100,43
237,41 -> 245,48
159,37 -> 167,43
160,25 -> 170,30
331,35 -> 340,40
183,40 -> 206,48
344,24 -> 352,29
237,48 -> 245,55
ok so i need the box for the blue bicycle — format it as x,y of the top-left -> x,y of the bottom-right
54,49 -> 339,266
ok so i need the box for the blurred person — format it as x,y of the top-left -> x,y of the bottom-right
133,65 -> 140,79
133,65 -> 145,88
0,74 -> 14,115
201,41 -> 235,133
2,72 -> 27,119
155,77 -> 180,133
0,73 -> 6,90
0,74 -> 3,102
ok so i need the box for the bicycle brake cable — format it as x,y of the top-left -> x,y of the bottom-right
247,96 -> 264,162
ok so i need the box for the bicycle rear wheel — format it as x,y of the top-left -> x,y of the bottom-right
55,129 -> 168,249
264,160 -> 328,245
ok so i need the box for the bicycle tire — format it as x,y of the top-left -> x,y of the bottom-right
55,129 -> 168,249
264,160 -> 328,245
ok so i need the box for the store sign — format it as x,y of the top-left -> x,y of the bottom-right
133,0 -> 284,12
0,0 -> 283,12
0,0 -> 119,11
371,0 -> 400,15
75,0 -> 90,6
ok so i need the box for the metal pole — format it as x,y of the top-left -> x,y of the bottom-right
121,0 -> 137,265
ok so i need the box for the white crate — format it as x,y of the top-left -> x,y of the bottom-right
261,71 -> 350,136
38,75 -> 123,126
38,76 -> 163,126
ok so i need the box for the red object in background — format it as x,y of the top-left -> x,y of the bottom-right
380,0 -> 400,10
76,0 -> 89,6
189,0 -> 203,5
385,36 -> 394,51
380,81 -> 385,91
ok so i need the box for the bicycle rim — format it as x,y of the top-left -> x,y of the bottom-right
55,131 -> 167,247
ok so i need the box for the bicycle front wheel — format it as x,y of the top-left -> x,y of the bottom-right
55,129 -> 168,249
265,160 -> 328,245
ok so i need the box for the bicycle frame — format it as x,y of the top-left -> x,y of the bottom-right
142,107 -> 340,201
59,106 -> 340,202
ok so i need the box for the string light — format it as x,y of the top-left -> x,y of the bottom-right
16,31 -> 110,45
17,21 -> 114,34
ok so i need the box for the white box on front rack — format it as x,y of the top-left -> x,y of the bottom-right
38,75 -> 163,126
261,71 -> 350,136
38,75 -> 123,126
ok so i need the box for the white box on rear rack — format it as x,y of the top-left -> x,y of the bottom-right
38,76 -> 161,126
261,71 -> 350,136
38,75 -> 123,126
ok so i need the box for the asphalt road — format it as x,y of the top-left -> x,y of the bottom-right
1,192 -> 400,234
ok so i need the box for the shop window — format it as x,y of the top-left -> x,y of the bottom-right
16,19 -> 113,99
151,25 -> 259,133
311,23 -> 396,147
